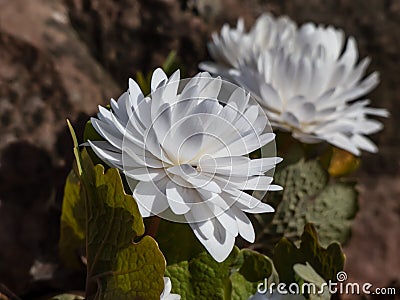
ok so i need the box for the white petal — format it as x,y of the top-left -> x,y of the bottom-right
165,181 -> 192,215
338,72 -> 379,102
124,167 -> 166,182
206,201 -> 238,237
215,133 -> 275,157
160,277 -> 181,300
231,207 -> 255,243
163,69 -> 181,104
160,277 -> 172,297
198,76 -> 222,99
111,92 -> 130,124
314,88 -> 337,110
151,68 -> 168,93
294,102 -> 316,122
189,217 -> 235,262
163,115 -> 204,163
224,188 -> 267,210
364,107 -> 389,117
88,140 -> 123,168
281,112 -> 300,128
259,82 -> 283,111
90,117 -> 123,149
357,119 -> 383,134
128,78 -> 145,108
324,133 -> 360,156
351,134 -> 377,153
185,200 -> 216,226
242,201 -> 274,214
229,176 -> 274,191
167,165 -> 221,193
268,184 -> 283,191
228,87 -> 250,115
132,179 -> 169,217
124,144 -> 163,168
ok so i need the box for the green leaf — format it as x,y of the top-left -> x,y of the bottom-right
271,238 -> 301,284
166,249 -> 239,300
166,247 -> 273,300
300,224 -> 345,282
155,220 -> 204,265
189,249 -> 239,299
82,150 -> 165,299
294,263 -> 330,300
293,262 -> 325,286
67,119 -> 83,176
164,260 -> 192,300
238,249 -> 273,283
60,124 -> 166,300
231,250 -> 277,300
135,51 -> 181,96
162,51 -> 180,75
230,272 -> 259,300
305,183 -> 358,246
254,159 -> 358,252
135,71 -> 151,96
59,169 -> 86,269
275,132 -> 305,168
83,118 -> 110,168
273,223 -> 345,285
83,120 -> 104,142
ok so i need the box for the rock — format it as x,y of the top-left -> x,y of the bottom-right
65,0 -> 209,80
0,0 -> 119,295
0,32 -> 70,153
0,0 -> 120,156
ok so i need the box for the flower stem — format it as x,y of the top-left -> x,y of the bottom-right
146,216 -> 161,238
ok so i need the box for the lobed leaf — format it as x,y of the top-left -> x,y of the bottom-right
60,123 -> 165,300
273,223 -> 345,285
155,220 -> 204,265
254,159 -> 358,251
59,169 -> 86,269
165,247 -> 273,300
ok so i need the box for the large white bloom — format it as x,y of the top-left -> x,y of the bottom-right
201,14 -> 389,156
160,277 -> 180,300
88,68 -> 281,262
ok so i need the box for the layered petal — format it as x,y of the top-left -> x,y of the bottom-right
88,68 -> 280,262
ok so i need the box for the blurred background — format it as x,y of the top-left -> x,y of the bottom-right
0,0 -> 399,299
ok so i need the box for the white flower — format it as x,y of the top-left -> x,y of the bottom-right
201,15 -> 389,156
160,277 -> 180,300
88,68 -> 281,262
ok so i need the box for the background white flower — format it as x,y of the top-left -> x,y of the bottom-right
160,277 -> 180,300
88,68 -> 281,262
201,14 -> 389,156
205,13 -> 296,73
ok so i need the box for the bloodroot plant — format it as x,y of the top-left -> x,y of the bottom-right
57,13 -> 387,300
